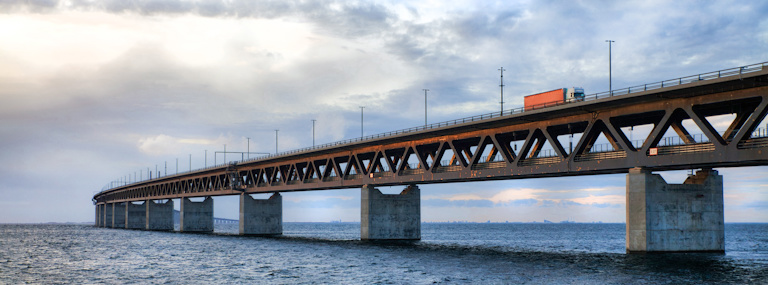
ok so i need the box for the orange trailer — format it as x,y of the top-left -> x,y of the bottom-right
524,87 -> 584,111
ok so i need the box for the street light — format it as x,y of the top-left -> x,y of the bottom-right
360,106 -> 365,138
275,129 -> 279,154
606,40 -> 615,94
204,150 -> 207,167
423,89 -> 429,126
311,119 -> 316,147
499,67 -> 505,115
247,137 -> 250,159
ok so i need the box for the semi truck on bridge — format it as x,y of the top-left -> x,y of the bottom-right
524,87 -> 585,110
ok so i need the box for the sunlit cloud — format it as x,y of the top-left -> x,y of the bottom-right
429,187 -> 626,209
138,134 -> 231,156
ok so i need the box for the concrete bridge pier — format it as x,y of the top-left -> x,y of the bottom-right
95,204 -> 101,227
112,202 -> 126,228
626,167 -> 724,253
239,193 -> 282,236
146,199 -> 174,231
125,201 -> 146,229
361,184 -> 420,240
104,203 -> 113,228
180,197 -> 214,233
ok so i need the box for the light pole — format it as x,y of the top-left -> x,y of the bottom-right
423,89 -> 429,126
606,40 -> 615,94
189,154 -> 191,171
176,158 -> 178,174
204,150 -> 207,167
499,67 -> 505,115
360,106 -> 365,138
311,119 -> 316,147
275,129 -> 279,154
223,144 -> 226,163
247,137 -> 250,159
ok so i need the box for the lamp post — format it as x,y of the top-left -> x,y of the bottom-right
275,129 -> 279,154
204,150 -> 207,167
311,119 -> 316,147
247,137 -> 250,159
360,106 -> 365,138
423,89 -> 429,126
499,67 -> 505,115
606,40 -> 615,94
223,144 -> 226,163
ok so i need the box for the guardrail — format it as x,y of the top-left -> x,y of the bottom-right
99,61 -> 768,193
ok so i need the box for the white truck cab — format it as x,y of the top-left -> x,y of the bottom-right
565,87 -> 585,102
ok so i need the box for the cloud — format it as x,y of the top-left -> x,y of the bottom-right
1,0 -> 768,223
741,201 -> 768,210
569,195 -> 625,206
424,187 -> 625,209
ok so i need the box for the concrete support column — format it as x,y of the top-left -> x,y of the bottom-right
99,204 -> 107,228
361,184 -> 420,240
95,205 -> 100,227
125,201 -> 146,229
105,203 -> 114,228
180,197 -> 214,233
112,202 -> 126,228
146,199 -> 174,231
239,193 -> 282,235
626,168 -> 724,252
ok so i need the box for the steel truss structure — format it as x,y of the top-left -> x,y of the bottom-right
95,67 -> 768,204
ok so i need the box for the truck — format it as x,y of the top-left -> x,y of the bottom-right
524,87 -> 585,111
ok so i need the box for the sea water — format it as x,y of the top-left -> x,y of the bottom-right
0,223 -> 765,284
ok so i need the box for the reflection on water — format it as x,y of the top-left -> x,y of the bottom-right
0,223 -> 765,284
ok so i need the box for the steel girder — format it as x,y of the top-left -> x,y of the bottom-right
95,69 -> 768,204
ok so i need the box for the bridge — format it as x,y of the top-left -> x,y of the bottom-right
94,62 -> 768,253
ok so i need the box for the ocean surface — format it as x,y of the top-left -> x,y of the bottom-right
0,223 -> 766,284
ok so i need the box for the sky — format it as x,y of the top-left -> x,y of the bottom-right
0,0 -> 767,223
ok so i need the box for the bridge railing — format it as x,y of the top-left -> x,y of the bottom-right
99,61 -> 768,193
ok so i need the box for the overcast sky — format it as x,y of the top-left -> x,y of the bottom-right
1,0 -> 766,223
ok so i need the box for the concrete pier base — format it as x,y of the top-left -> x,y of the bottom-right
126,201 -> 146,229
239,193 -> 282,235
361,184 -> 420,240
180,197 -> 214,233
146,200 -> 174,231
626,168 -> 724,252
105,203 -> 113,228
112,202 -> 126,228
95,205 -> 101,227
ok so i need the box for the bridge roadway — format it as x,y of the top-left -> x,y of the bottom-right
95,62 -> 768,253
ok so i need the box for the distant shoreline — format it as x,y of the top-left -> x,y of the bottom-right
1,222 -> 766,225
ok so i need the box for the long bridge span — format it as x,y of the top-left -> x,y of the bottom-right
95,62 -> 768,253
